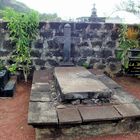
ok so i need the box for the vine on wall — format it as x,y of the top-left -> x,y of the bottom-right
118,24 -> 139,70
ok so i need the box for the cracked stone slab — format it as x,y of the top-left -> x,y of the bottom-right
78,106 -> 122,122
57,107 -> 82,124
114,104 -> 140,118
97,74 -> 122,89
33,70 -> 52,84
28,102 -> 58,125
30,92 -> 51,102
55,67 -> 112,100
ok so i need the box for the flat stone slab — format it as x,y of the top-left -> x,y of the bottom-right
78,106 -> 122,122
30,92 -> 51,102
28,102 -> 58,125
57,108 -> 82,124
33,70 -> 52,84
97,74 -> 122,89
112,88 -> 140,104
114,104 -> 140,118
31,83 -> 50,93
55,67 -> 112,99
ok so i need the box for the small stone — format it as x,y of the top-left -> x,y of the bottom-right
71,99 -> 80,105
51,92 -> 57,98
82,99 -> 93,104
20,126 -> 24,130
56,104 -> 66,109
92,98 -> 100,104
53,101 -> 59,107
51,85 -> 54,88
94,63 -> 106,69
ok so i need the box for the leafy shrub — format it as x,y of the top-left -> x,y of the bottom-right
3,8 -> 39,81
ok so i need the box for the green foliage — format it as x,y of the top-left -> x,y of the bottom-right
118,24 -> 139,70
8,64 -> 17,74
82,62 -> 90,69
3,8 -> 39,82
39,13 -> 62,21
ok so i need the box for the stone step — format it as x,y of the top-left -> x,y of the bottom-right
28,102 -> 140,126
32,70 -> 53,84
78,105 -> 122,122
114,104 -> 140,118
55,67 -> 112,100
57,107 -> 82,124
0,79 -> 16,97
28,102 -> 58,125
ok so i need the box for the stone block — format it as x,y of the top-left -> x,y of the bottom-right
28,102 -> 58,125
47,40 -> 59,49
31,83 -> 50,92
94,63 -> 106,69
92,41 -> 102,47
30,92 -> 51,102
106,56 -> 119,63
111,31 -> 119,40
46,50 -> 62,57
106,41 -> 116,48
34,59 -> 46,66
40,31 -> 53,38
90,23 -> 102,30
0,51 -> 10,57
101,32 -> 108,39
105,24 -> 114,30
78,41 -> 89,47
34,41 -> 44,49
75,23 -> 88,30
80,47 -> 94,57
114,104 -> 140,118
3,40 -> 15,51
78,106 -> 122,122
47,58 -> 58,66
57,108 -> 82,124
31,50 -> 41,58
33,70 -> 52,84
101,49 -> 113,58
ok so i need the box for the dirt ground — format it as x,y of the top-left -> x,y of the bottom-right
0,82 -> 35,140
0,76 -> 140,140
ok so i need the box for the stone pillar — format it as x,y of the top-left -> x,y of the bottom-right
64,24 -> 71,62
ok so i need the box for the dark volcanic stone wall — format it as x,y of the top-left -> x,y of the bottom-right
0,21 -> 119,69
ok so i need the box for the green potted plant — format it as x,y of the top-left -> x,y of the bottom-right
3,8 -> 39,82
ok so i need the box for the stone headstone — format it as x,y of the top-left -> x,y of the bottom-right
63,24 -> 71,62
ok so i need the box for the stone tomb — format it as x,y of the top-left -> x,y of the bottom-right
28,69 -> 140,140
55,67 -> 112,100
